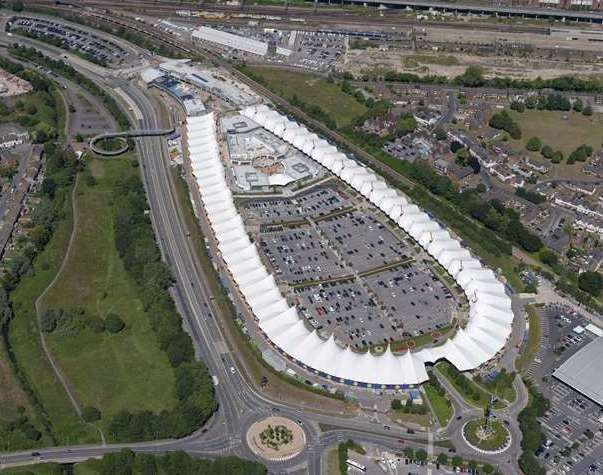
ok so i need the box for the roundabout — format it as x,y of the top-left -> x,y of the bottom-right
462,418 -> 512,454
246,416 -> 306,461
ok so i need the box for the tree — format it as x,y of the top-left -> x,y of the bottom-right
578,271 -> 602,297
436,453 -> 448,466
540,249 -> 558,267
11,0 -> 24,12
540,145 -> 554,159
451,455 -> 463,468
572,98 -> 583,112
82,406 -> 101,422
551,151 -> 563,163
403,447 -> 414,460
40,310 -> 57,333
391,399 -> 403,410
105,313 -> 125,333
526,137 -> 542,152
582,105 -> 593,116
434,127 -> 447,141
510,101 -> 525,113
415,449 -> 428,462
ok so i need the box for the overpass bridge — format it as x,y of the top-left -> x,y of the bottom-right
89,128 -> 175,156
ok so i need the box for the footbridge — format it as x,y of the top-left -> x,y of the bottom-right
89,128 -> 175,156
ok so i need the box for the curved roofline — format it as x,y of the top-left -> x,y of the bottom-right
184,107 -> 514,386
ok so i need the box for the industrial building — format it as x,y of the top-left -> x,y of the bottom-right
185,105 -> 515,387
192,25 -> 292,58
553,337 -> 603,406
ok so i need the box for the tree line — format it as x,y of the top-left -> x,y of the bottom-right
109,173 -> 216,441
80,449 -> 266,475
378,66 -> 603,94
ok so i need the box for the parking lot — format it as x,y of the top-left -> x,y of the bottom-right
240,185 -> 349,224
9,16 -> 135,67
317,211 -> 411,274
529,304 -> 603,475
258,226 -> 346,284
363,265 -> 455,338
292,279 -> 403,349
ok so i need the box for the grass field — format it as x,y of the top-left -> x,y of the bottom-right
516,305 -> 541,373
40,157 -> 176,436
246,66 -> 367,128
8,180 -> 97,444
509,110 -> 603,179
424,382 -> 453,427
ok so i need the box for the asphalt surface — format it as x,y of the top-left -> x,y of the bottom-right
0,28 -> 528,474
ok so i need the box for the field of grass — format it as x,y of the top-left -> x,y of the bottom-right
508,109 -> 603,179
245,66 -> 367,128
424,382 -> 453,427
8,180 -> 97,445
516,305 -> 541,373
40,157 -> 177,435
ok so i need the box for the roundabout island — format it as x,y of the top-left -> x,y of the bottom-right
246,416 -> 306,461
462,417 -> 512,454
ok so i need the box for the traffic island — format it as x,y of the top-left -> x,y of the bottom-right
246,416 -> 306,461
462,418 -> 512,454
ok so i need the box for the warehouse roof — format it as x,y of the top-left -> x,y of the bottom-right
553,337 -> 603,406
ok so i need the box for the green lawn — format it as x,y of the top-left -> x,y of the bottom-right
8,180 -> 97,445
40,157 -> 177,436
245,66 -> 368,128
508,109 -> 603,179
424,382 -> 453,427
516,305 -> 541,373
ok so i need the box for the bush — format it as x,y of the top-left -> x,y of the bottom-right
540,145 -> 554,159
582,105 -> 593,116
23,425 -> 41,441
82,406 -> 101,422
40,310 -> 57,333
104,313 -> 125,333
578,271 -> 602,297
391,399 -> 403,410
87,316 -> 106,333
526,137 -> 542,152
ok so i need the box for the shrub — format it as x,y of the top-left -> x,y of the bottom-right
87,316 -> 106,333
40,310 -> 57,333
105,313 -> 125,333
540,145 -> 554,159
526,137 -> 542,152
82,406 -> 102,422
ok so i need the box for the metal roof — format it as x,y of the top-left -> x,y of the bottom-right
553,337 -> 603,406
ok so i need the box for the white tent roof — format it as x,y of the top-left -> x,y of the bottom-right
185,106 -> 518,386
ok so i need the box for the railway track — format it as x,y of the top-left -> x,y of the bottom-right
24,0 -> 550,34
